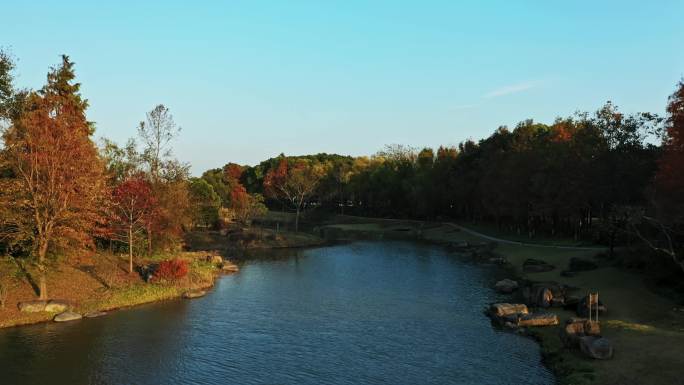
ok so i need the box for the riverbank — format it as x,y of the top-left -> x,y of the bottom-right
0,251 -> 237,329
315,214 -> 684,385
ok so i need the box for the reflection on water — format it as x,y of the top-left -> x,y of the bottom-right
0,241 -> 553,385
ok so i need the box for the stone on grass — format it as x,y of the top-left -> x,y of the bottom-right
579,336 -> 613,360
517,312 -> 559,327
489,303 -> 529,318
183,289 -> 207,299
18,300 -> 47,313
488,257 -> 508,265
569,257 -> 598,272
45,300 -> 70,313
53,311 -> 82,322
522,282 -> 567,308
494,279 -> 519,294
522,258 -> 555,273
562,318 -> 601,347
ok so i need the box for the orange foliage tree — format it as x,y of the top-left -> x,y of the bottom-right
0,56 -> 106,299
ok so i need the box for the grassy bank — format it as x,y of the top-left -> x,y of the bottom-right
317,214 -> 684,385
0,251 -> 225,329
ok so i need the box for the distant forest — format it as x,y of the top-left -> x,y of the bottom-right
201,82 -> 684,269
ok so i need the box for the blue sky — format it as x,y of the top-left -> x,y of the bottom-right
3,0 -> 683,174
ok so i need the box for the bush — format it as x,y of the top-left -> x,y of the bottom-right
154,259 -> 189,281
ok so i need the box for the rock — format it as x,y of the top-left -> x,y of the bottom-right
569,257 -> 598,272
18,300 -> 47,313
206,255 -> 223,265
562,318 -> 601,347
221,262 -> 239,273
45,300 -> 70,313
523,258 -> 555,273
560,270 -> 577,277
579,336 -> 613,359
489,303 -> 529,318
522,282 -> 567,308
183,289 -> 207,299
53,311 -> 82,322
494,279 -> 519,293
84,311 -> 107,318
577,296 -> 607,317
517,312 -> 559,327
488,257 -> 508,265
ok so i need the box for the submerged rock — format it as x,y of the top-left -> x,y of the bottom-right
183,289 -> 207,299
18,300 -> 48,313
579,336 -> 613,360
494,279 -> 519,294
45,300 -> 70,313
54,311 -> 82,322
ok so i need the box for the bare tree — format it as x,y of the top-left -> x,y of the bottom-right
138,104 -> 181,181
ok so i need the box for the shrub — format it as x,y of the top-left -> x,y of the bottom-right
154,259 -> 189,281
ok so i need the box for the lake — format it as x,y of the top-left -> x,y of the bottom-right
0,241 -> 553,385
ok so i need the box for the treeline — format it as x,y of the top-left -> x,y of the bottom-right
0,54 -> 214,299
201,82 -> 684,269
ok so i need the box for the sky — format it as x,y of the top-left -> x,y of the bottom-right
3,0 -> 683,174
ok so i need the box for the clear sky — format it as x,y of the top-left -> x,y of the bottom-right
3,0 -> 683,174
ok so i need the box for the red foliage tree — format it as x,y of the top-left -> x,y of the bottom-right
110,177 -> 156,273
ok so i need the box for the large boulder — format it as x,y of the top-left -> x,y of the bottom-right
183,289 -> 207,299
577,296 -> 607,317
562,318 -> 601,347
523,258 -> 555,273
517,312 -> 559,327
18,300 -> 47,313
522,282 -> 567,308
569,257 -> 598,272
579,336 -> 613,360
53,311 -> 82,322
489,303 -> 529,318
494,279 -> 519,294
45,300 -> 70,313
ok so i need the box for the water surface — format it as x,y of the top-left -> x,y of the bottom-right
0,241 -> 553,385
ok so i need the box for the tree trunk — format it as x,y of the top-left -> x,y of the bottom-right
295,207 -> 300,233
129,225 -> 134,274
37,238 -> 48,300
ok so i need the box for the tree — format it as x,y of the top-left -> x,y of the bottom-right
110,177 -> 156,273
263,158 -> 324,232
138,104 -> 180,181
0,56 -> 106,299
189,178 -> 221,227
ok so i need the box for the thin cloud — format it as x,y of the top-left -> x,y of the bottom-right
484,81 -> 539,98
451,103 -> 479,110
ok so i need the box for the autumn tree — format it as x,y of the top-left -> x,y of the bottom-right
263,158 -> 325,232
0,56 -> 106,299
189,178 -> 221,227
110,177 -> 156,273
